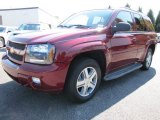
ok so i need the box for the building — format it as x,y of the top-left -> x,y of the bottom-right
0,7 -> 59,27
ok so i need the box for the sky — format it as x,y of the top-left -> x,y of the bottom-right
0,0 -> 159,21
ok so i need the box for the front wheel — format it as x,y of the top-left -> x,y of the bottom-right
65,58 -> 101,103
141,48 -> 153,70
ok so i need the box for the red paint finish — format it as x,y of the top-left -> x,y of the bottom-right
108,33 -> 137,71
2,54 -> 69,92
2,8 -> 157,92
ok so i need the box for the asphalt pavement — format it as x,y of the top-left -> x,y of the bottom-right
0,45 -> 160,120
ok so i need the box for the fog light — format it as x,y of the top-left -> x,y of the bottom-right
32,77 -> 41,85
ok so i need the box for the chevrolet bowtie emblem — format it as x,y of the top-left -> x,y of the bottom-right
10,47 -> 15,54
8,47 -> 25,55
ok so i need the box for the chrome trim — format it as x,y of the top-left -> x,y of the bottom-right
6,41 -> 27,64
7,47 -> 26,56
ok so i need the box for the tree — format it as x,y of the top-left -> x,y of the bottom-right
155,11 -> 160,32
138,7 -> 142,13
108,5 -> 111,9
125,3 -> 131,8
147,9 -> 155,25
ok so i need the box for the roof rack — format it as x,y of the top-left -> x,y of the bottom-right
120,7 -> 132,10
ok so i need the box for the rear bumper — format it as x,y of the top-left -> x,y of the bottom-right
2,55 -> 69,92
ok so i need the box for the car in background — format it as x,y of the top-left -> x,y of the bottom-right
10,23 -> 51,36
0,26 -> 16,47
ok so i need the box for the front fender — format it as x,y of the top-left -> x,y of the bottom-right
55,41 -> 106,62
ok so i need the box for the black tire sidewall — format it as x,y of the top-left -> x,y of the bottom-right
141,48 -> 153,70
66,58 -> 101,102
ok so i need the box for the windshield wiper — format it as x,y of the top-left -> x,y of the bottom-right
68,24 -> 90,28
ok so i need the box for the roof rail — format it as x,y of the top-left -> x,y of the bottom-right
119,7 -> 131,10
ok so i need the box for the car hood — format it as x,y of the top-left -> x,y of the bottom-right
11,30 -> 37,35
9,28 -> 103,44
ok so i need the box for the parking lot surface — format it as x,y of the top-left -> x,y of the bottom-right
0,45 -> 160,120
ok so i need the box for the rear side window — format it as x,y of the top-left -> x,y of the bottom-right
0,27 -> 6,32
133,14 -> 146,31
143,16 -> 154,31
113,11 -> 134,30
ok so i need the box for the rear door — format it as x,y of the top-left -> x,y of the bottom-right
108,11 -> 138,72
132,13 -> 154,61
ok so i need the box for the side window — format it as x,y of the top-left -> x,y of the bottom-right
133,14 -> 146,31
113,11 -> 134,30
143,16 -> 154,31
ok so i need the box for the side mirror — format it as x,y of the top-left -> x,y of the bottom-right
111,22 -> 131,34
7,31 -> 12,33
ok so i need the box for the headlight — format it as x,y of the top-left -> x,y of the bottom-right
25,44 -> 55,64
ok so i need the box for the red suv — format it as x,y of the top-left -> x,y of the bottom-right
2,8 -> 157,102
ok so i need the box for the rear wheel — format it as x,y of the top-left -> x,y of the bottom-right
65,58 -> 101,103
0,37 -> 5,48
141,48 -> 153,70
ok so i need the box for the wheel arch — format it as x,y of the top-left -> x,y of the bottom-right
64,41 -> 107,73
68,50 -> 107,77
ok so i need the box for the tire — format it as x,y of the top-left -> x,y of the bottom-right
141,48 -> 153,70
65,58 -> 101,103
0,37 -> 5,48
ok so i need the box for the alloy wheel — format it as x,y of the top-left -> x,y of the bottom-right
76,67 -> 98,97
146,50 -> 152,68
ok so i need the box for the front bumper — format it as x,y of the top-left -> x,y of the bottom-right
2,55 -> 69,92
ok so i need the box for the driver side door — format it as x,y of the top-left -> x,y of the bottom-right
108,11 -> 138,72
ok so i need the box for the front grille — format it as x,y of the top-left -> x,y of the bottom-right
8,52 -> 23,61
9,41 -> 25,50
7,41 -> 26,63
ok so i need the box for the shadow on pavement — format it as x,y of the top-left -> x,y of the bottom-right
0,68 -> 156,120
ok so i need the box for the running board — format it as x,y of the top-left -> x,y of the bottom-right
104,63 -> 142,81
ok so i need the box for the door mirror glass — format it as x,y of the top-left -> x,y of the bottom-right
111,22 -> 131,34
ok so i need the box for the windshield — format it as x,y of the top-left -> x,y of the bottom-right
18,24 -> 40,30
0,27 -> 6,32
58,10 -> 113,29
